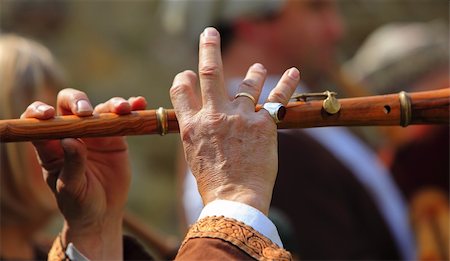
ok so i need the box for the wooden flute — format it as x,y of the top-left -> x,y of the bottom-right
0,88 -> 448,143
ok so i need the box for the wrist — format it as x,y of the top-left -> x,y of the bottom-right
61,217 -> 123,260
202,184 -> 272,215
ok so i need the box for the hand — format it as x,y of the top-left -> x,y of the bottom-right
170,27 -> 299,215
21,88 -> 147,260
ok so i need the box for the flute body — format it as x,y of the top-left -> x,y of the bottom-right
1,89 -> 448,142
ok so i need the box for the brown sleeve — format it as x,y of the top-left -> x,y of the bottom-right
48,234 -> 156,261
175,216 -> 292,261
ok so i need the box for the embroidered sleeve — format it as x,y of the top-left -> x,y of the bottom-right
48,235 -> 69,261
180,216 -> 292,261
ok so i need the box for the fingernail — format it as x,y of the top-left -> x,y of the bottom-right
203,27 -> 218,37
76,100 -> 93,113
288,68 -> 300,80
37,104 -> 52,113
251,63 -> 266,71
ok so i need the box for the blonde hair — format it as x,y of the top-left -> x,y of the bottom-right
0,34 -> 65,225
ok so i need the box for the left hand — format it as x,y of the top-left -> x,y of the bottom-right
21,88 -> 147,260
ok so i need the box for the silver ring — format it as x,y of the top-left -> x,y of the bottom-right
262,102 -> 286,123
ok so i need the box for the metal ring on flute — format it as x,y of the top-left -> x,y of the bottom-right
398,91 -> 412,127
156,107 -> 168,135
235,92 -> 256,105
262,102 -> 286,124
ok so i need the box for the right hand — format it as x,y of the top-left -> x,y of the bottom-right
170,27 -> 299,215
21,88 -> 147,260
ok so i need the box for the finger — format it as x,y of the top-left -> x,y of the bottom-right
170,70 -> 201,122
266,67 -> 300,105
58,138 -> 87,195
233,63 -> 267,111
32,139 -> 65,192
127,96 -> 147,110
20,101 -> 55,120
94,97 -> 131,115
198,27 -> 226,109
33,140 -> 64,169
57,88 -> 94,116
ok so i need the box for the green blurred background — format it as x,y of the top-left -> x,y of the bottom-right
0,0 -> 448,243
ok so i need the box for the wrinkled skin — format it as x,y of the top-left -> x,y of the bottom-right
23,27 -> 299,260
170,27 -> 299,215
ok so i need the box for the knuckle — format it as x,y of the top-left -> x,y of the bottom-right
94,103 -> 104,111
243,114 -> 262,129
70,91 -> 87,101
183,70 -> 197,78
110,97 -> 126,103
180,121 -> 196,144
229,114 -> 244,127
203,113 -> 227,127
57,88 -> 71,97
189,112 -> 230,137
58,88 -> 87,100
199,63 -> 220,78
239,79 -> 259,93
170,82 -> 191,98
201,40 -> 218,49
269,91 -> 287,103
258,113 -> 274,127
29,101 -> 41,110
251,68 -> 266,77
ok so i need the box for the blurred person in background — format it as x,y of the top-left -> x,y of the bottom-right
343,20 -> 449,163
163,0 -> 415,259
0,34 -> 179,261
0,34 -> 64,260
344,20 -> 449,260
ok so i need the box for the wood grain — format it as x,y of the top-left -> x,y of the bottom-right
1,89 -> 448,142
278,88 -> 449,129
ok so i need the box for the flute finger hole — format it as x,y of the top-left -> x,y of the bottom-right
383,105 -> 391,114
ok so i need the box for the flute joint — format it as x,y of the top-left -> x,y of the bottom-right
156,107 -> 169,135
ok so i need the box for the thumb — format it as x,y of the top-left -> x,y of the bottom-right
57,138 -> 87,197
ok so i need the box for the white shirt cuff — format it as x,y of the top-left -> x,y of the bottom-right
66,242 -> 90,261
199,199 -> 284,247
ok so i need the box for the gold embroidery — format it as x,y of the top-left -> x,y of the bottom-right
181,216 -> 292,261
48,235 -> 69,261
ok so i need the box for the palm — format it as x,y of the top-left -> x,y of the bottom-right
40,136 -> 131,224
83,138 -> 130,213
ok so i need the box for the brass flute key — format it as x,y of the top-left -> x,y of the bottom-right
291,90 -> 341,114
